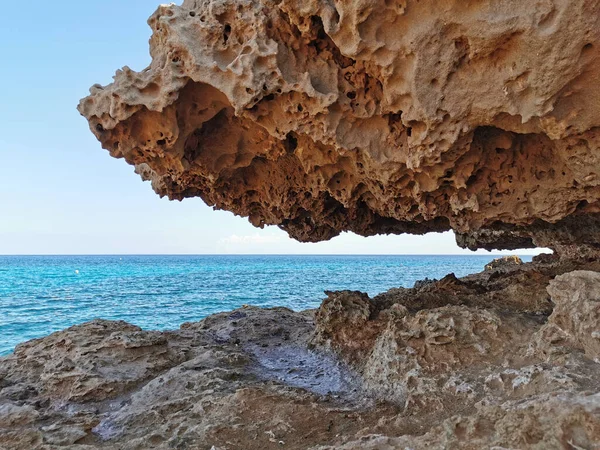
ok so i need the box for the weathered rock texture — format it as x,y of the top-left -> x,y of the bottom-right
0,308 -> 379,449
79,0 -> 600,253
57,1 -> 600,446
313,263 -> 600,449
3,259 -> 600,448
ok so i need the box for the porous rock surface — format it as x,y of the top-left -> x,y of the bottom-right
3,259 -> 600,448
43,0 -> 600,446
79,0 -> 600,253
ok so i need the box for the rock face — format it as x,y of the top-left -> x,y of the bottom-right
484,254 -> 523,270
55,1 -> 600,447
314,264 -> 600,449
0,308 -> 379,449
79,0 -> 600,253
3,259 -> 600,448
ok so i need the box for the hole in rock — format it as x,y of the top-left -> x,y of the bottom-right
223,24 -> 231,44
183,108 -> 230,163
284,133 -> 298,153
387,112 -> 403,127
332,9 -> 340,26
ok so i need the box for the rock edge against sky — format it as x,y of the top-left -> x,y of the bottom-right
79,0 -> 600,256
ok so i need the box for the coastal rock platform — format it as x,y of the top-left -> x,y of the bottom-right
2,258 -> 600,449
6,0 -> 599,447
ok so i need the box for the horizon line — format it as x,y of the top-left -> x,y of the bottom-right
0,252 -> 546,257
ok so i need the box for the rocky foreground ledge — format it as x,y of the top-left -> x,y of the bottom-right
2,257 -> 600,449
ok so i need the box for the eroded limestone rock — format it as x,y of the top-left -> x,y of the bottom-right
3,261 -> 600,448
0,307 -> 381,449
535,270 -> 600,361
1,320 -> 184,403
311,262 -> 600,448
320,393 -> 600,450
484,254 -> 523,271
79,0 -> 600,253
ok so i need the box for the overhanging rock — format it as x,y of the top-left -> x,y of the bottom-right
79,0 -> 600,253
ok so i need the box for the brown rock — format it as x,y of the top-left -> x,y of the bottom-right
1,320 -> 184,403
0,307 -> 389,449
0,404 -> 38,427
484,255 -> 523,271
310,262 -> 600,446
320,392 -> 600,450
536,270 -> 600,360
78,0 -> 600,254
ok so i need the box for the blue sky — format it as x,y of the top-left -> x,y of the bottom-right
0,1 -> 544,255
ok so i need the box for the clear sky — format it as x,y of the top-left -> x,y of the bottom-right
0,1 -> 545,255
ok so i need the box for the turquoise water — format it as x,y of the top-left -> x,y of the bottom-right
0,255 -> 531,355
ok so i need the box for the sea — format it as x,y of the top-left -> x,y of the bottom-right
0,255 -> 532,356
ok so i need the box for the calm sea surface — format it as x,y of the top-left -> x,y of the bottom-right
0,255 -> 531,355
